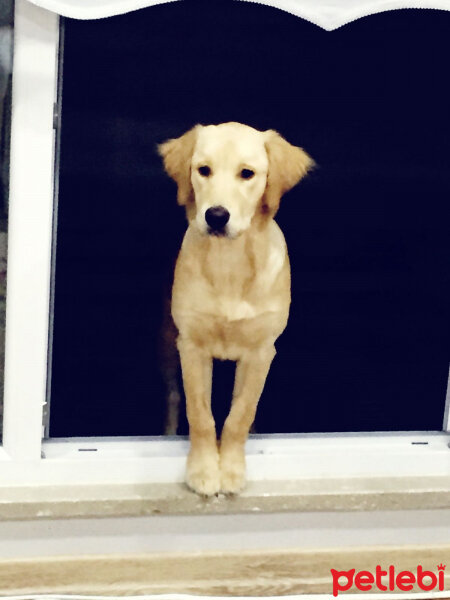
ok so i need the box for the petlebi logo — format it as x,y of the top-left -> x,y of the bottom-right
331,564 -> 446,596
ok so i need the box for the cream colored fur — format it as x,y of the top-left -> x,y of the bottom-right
159,122 -> 314,495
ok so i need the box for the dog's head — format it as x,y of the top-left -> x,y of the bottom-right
158,122 -> 314,238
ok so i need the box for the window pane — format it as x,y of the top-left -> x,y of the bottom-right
49,3 -> 450,437
0,0 -> 13,442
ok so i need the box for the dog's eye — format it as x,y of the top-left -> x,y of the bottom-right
240,168 -> 255,180
198,165 -> 211,177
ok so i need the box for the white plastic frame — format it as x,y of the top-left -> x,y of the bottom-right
3,0 -> 58,462
0,0 -> 449,494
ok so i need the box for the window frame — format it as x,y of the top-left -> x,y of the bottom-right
3,0 -> 59,462
0,0 -> 449,514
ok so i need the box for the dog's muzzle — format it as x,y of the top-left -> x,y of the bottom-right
205,206 -> 230,236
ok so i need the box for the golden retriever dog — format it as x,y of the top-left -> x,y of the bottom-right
158,122 -> 314,495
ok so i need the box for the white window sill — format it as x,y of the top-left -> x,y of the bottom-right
0,432 -> 449,521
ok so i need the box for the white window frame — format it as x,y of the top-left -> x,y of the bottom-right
1,0 -> 449,502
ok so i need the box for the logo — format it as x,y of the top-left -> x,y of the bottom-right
331,564 -> 446,596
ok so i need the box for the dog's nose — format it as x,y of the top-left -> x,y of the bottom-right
205,206 -> 230,231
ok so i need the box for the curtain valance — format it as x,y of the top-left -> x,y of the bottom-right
24,0 -> 450,30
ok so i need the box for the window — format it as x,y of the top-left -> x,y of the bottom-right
1,0 -> 449,510
48,2 -> 450,437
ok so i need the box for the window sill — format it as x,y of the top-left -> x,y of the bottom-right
0,432 -> 449,520
1,475 -> 450,521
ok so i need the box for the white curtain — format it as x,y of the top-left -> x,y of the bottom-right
22,0 -> 450,30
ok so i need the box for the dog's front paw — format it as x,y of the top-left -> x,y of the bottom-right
186,448 -> 221,496
220,451 -> 246,495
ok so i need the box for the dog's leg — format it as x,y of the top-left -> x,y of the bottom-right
159,291 -> 182,436
220,345 -> 276,494
163,366 -> 181,436
178,338 -> 219,496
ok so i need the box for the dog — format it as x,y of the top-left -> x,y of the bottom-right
158,122 -> 314,495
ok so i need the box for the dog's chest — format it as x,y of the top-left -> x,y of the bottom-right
172,223 -> 290,358
201,239 -> 284,318
216,297 -> 257,320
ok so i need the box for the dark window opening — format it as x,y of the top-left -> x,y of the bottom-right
49,2 -> 450,437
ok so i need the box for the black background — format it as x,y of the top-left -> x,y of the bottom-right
49,1 -> 450,437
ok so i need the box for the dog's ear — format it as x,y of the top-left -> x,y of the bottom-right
158,126 -> 200,205
263,130 -> 315,216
